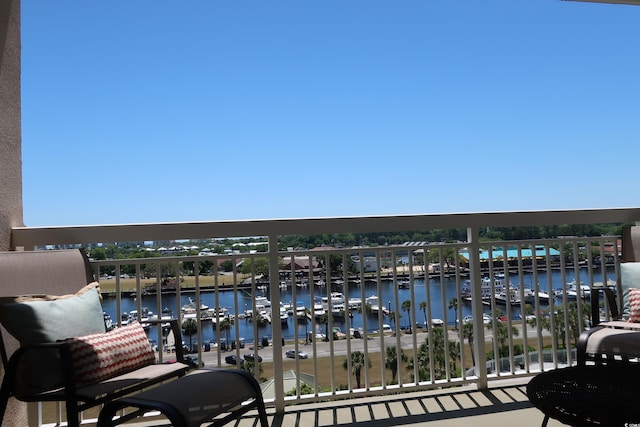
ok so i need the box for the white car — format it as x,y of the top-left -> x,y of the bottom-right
285,349 -> 308,359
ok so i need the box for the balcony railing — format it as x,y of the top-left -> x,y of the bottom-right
10,208 -> 640,426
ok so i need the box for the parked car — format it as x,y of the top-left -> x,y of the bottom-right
225,354 -> 243,365
285,349 -> 308,359
244,353 -> 263,363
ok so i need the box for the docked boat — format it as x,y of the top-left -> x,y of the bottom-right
321,292 -> 345,309
556,279 -> 590,300
348,297 -> 362,310
295,301 -> 309,321
494,286 -> 521,305
461,275 -> 507,302
312,299 -> 326,318
523,286 -> 551,303
280,304 -> 289,325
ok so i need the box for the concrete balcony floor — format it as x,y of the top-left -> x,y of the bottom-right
125,377 -> 563,427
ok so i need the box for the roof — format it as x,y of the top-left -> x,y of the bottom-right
460,246 -> 560,262
260,370 -> 316,400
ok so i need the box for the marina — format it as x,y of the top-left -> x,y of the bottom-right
101,266 -> 616,347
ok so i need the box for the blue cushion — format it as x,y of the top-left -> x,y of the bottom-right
0,283 -> 106,395
0,283 -> 105,345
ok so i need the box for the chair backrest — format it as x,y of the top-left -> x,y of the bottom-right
0,249 -> 94,296
622,224 -> 640,262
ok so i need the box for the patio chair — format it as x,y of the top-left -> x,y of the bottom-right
576,261 -> 640,365
527,236 -> 640,426
0,249 -> 191,427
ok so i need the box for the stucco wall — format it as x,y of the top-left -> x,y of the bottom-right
0,0 -> 23,252
0,1 -> 27,425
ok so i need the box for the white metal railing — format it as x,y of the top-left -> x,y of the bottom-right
10,208 -> 640,425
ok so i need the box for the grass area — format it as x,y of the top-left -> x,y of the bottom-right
97,274 -> 245,294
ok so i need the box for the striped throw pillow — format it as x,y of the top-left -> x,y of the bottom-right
628,288 -> 640,323
63,321 -> 155,387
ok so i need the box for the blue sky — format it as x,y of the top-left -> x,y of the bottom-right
20,1 -> 640,227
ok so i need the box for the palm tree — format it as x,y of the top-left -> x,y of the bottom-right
448,297 -> 459,330
419,301 -> 428,329
181,318 -> 198,351
384,345 -> 407,384
401,300 -> 411,332
343,350 -> 371,389
462,322 -> 475,366
318,313 -> 330,341
219,317 -> 234,347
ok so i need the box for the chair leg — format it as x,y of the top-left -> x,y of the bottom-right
0,377 -> 11,426
65,399 -> 80,427
541,414 -> 550,427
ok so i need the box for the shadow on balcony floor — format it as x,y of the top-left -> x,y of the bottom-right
232,382 -> 564,427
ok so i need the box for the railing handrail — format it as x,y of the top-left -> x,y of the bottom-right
12,207 -> 640,249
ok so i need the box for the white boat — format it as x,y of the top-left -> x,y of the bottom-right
295,301 -> 309,320
462,276 -> 507,302
494,286 -> 521,305
348,297 -> 362,309
523,286 -> 551,303
366,295 -> 388,314
254,295 -> 271,308
312,300 -> 326,318
321,292 -> 345,309
280,304 -> 288,325
556,279 -> 590,300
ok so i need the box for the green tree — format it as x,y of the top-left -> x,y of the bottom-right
181,318 -> 198,351
462,322 -> 475,366
343,350 -> 371,389
419,301 -> 428,328
318,313 -> 330,341
385,345 -> 407,384
219,317 -> 234,346
401,300 -> 411,332
242,357 -> 263,380
486,317 -> 519,358
448,298 -> 459,330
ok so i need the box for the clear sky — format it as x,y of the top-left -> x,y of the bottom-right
20,1 -> 640,227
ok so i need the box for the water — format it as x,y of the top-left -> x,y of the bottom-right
101,266 -> 615,345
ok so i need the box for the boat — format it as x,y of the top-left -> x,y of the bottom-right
103,312 -> 114,331
254,295 -> 271,308
397,279 -> 410,289
312,299 -> 326,318
461,276 -> 507,302
523,286 -> 551,303
556,279 -> 590,300
348,297 -> 362,310
321,292 -> 345,309
295,301 -> 309,321
365,295 -> 389,315
494,286 -> 521,305
280,304 -> 289,325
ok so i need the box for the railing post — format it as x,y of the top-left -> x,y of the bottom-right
468,226 -> 488,388
268,235 -> 285,413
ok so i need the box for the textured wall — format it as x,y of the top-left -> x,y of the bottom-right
0,0 -> 23,253
0,1 -> 27,425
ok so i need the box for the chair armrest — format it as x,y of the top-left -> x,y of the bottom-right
590,286 -> 619,327
4,341 -> 77,398
577,325 -> 603,366
139,318 -> 186,364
